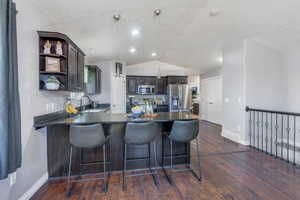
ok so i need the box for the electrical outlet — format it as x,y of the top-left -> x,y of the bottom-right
51,103 -> 55,112
46,103 -> 56,112
46,103 -> 51,112
9,172 -> 16,186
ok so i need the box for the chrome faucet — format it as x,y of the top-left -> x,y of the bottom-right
80,95 -> 92,111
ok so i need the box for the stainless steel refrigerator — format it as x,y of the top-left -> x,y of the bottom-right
168,84 -> 191,112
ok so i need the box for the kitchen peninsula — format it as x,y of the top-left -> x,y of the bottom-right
34,111 -> 198,179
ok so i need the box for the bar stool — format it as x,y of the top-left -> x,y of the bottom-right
66,124 -> 110,196
162,120 -> 202,184
123,121 -> 159,190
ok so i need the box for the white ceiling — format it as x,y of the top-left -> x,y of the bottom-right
28,0 -> 300,73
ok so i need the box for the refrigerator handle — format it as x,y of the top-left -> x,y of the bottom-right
178,85 -> 182,110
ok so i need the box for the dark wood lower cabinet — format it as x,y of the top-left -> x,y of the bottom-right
47,122 -> 189,178
192,103 -> 199,115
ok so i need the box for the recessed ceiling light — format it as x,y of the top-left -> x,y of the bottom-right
151,52 -> 157,57
209,9 -> 220,17
154,9 -> 162,16
113,14 -> 121,21
218,56 -> 223,63
131,29 -> 140,36
129,47 -> 136,53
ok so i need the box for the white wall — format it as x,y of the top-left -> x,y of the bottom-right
200,67 -> 222,80
188,75 -> 200,88
244,39 -> 286,111
87,61 -> 127,110
0,1 -> 67,200
282,48 -> 300,113
222,39 -> 286,144
126,61 -> 188,76
222,41 -> 246,144
87,62 -> 112,103
282,48 -> 300,145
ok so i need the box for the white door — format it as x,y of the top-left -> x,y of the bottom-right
201,76 -> 223,124
111,75 -> 126,113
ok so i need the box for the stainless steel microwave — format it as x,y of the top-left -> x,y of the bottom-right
138,85 -> 155,95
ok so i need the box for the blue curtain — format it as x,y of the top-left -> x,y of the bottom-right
0,0 -> 21,180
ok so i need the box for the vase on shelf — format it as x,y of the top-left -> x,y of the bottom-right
43,40 -> 51,54
55,41 -> 63,55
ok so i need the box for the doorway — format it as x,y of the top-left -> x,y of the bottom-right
200,76 -> 223,125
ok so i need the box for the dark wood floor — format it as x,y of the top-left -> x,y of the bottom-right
31,121 -> 300,200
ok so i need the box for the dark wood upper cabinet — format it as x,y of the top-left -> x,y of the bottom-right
84,65 -> 102,95
142,77 -> 157,85
77,52 -> 85,90
38,31 -> 85,92
68,45 -> 79,91
126,76 -> 187,95
156,77 -> 168,95
127,76 -> 138,95
167,76 -> 188,85
133,76 -> 156,86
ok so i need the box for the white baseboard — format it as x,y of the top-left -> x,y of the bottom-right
222,129 -> 249,146
239,139 -> 250,146
18,173 -> 48,200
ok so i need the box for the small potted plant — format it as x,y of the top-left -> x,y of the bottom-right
45,76 -> 60,90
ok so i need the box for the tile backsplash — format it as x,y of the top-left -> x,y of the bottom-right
127,95 -> 168,105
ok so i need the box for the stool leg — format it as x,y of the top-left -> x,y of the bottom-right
153,141 -> 158,168
122,143 -> 127,190
148,143 -> 158,186
106,141 -> 111,191
162,137 -> 172,185
161,137 -> 164,167
79,148 -> 83,177
66,146 -> 73,197
170,140 -> 173,169
103,144 -> 107,193
196,137 -> 202,181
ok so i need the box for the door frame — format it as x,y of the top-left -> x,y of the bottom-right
200,75 -> 223,124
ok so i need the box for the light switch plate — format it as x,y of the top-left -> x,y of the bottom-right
237,125 -> 241,132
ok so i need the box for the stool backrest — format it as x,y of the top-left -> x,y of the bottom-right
70,124 -> 106,148
169,120 -> 199,142
125,122 -> 158,145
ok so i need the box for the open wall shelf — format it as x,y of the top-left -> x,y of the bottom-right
38,31 -> 85,92
39,53 -> 67,59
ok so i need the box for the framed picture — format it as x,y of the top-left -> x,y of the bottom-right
115,62 -> 123,77
45,57 -> 60,72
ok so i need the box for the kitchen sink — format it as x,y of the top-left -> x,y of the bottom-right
81,108 -> 109,113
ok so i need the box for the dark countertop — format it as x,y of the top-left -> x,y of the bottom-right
34,112 -> 198,129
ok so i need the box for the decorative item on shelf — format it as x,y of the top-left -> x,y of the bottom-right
45,56 -> 60,72
43,40 -> 51,54
55,41 -> 63,55
45,76 -> 60,90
